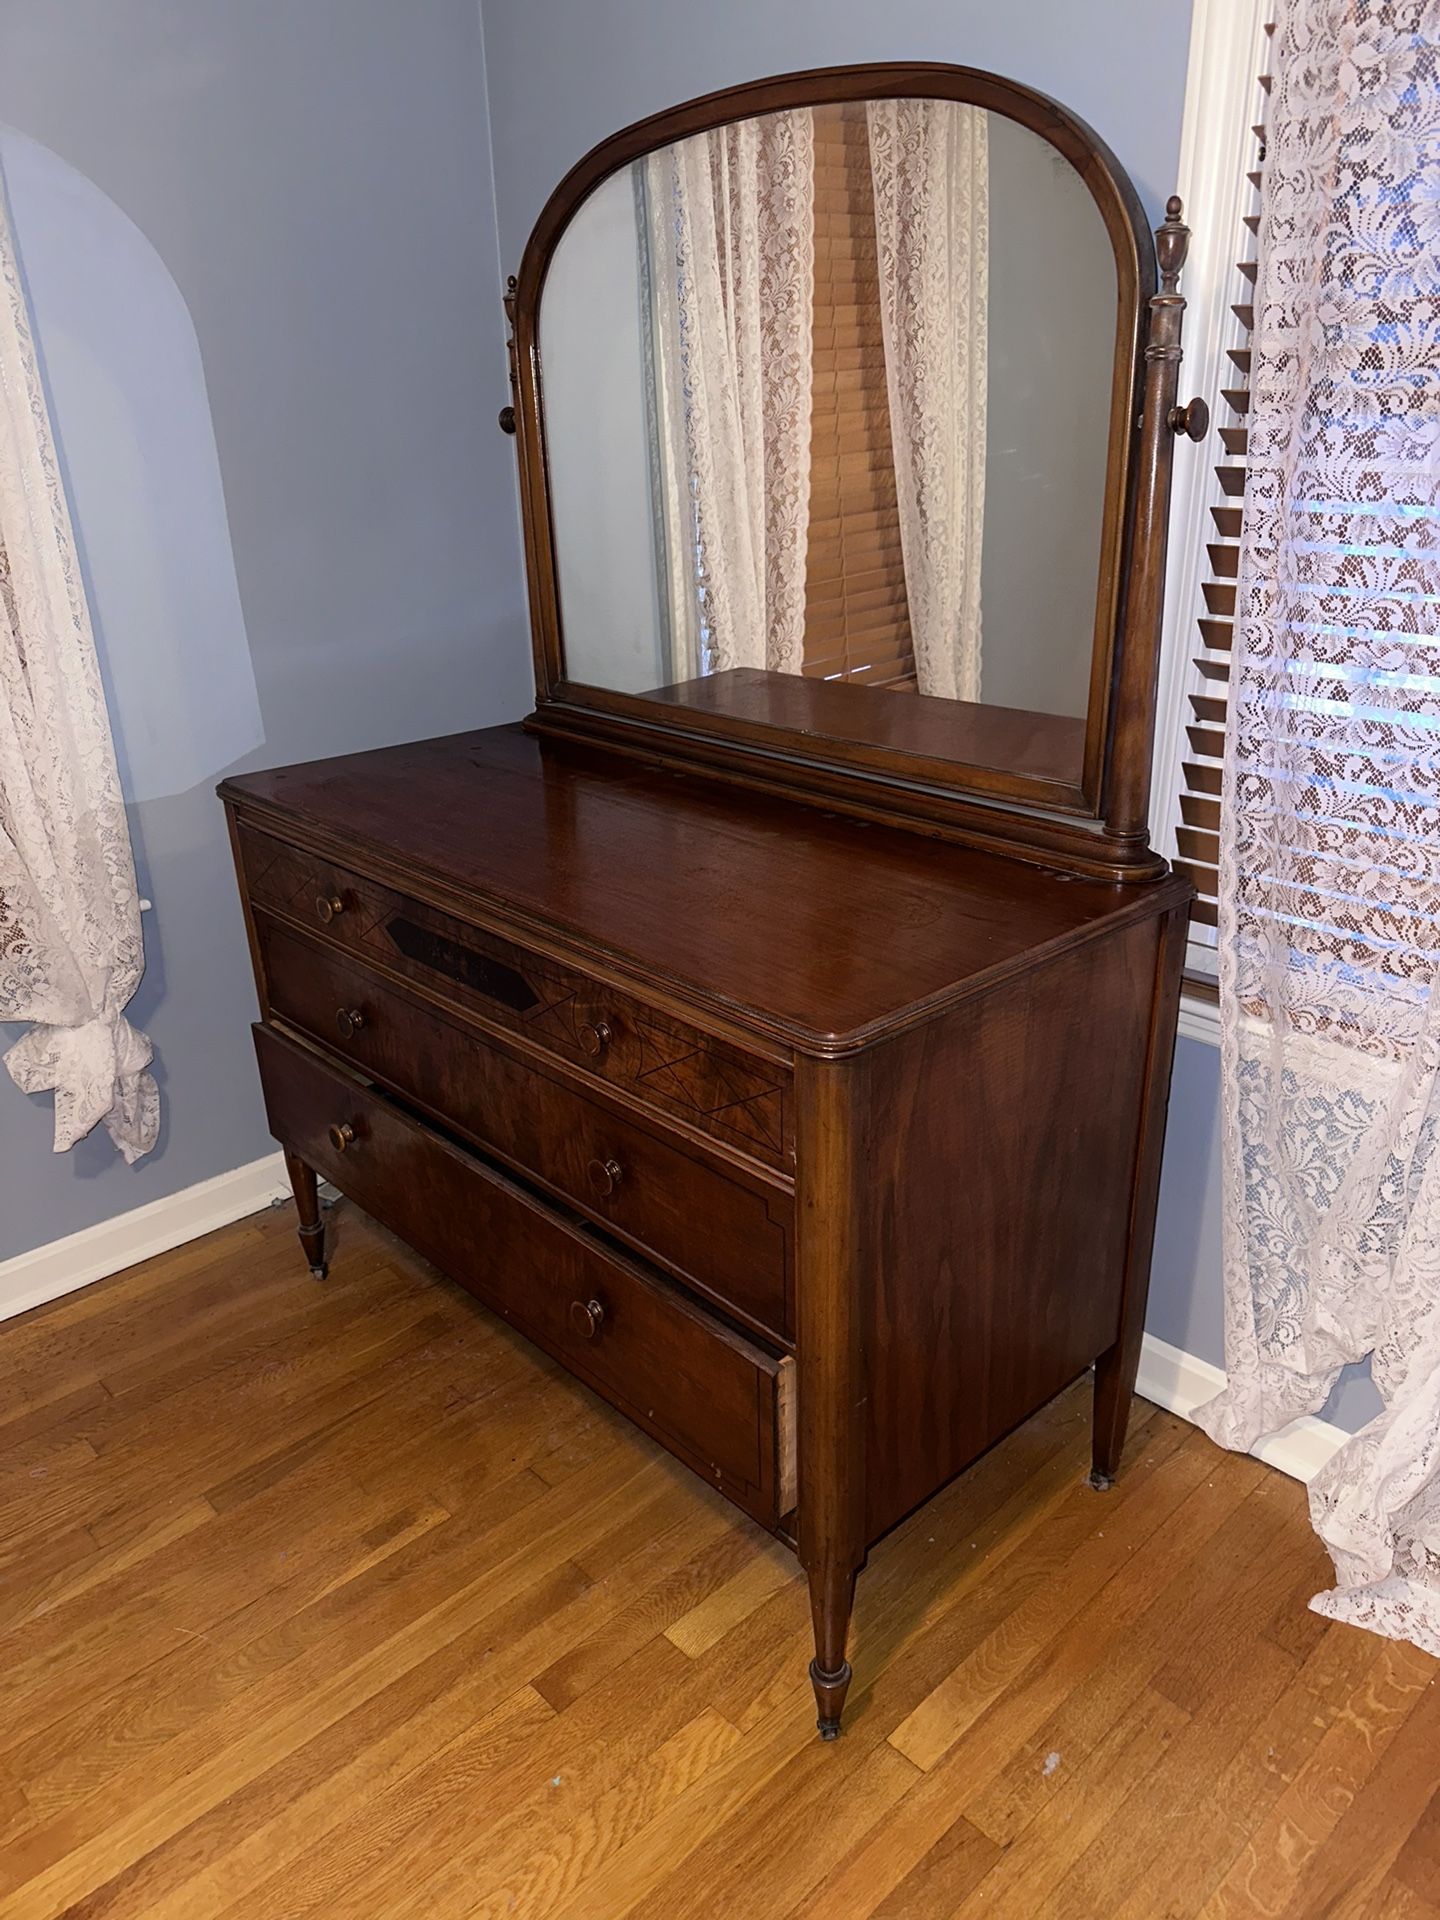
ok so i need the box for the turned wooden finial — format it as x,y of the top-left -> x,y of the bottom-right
499,275 -> 521,437
1156,196 -> 1190,294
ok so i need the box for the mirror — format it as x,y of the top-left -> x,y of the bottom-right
535,96 -> 1125,796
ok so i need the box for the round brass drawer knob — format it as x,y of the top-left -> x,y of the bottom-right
586,1156 -> 623,1198
578,1019 -> 612,1058
315,892 -> 346,924
570,1298 -> 605,1341
327,1120 -> 357,1153
335,1006 -> 366,1040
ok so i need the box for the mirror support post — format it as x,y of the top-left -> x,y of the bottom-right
1106,196 -> 1203,853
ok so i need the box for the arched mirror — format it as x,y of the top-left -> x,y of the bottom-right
506,66 -> 1195,861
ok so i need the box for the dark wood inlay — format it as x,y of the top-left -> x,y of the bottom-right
384,916 -> 540,1013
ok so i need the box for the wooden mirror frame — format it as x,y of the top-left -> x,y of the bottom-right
504,62 -> 1199,883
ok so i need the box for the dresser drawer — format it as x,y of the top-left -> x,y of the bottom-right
256,916 -> 792,1340
235,821 -> 792,1171
253,1024 -> 795,1525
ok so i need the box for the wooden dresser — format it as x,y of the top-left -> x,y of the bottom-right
222,60 -> 1206,1735
222,727 -> 1188,1735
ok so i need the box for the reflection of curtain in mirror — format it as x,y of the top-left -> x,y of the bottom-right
866,101 -> 988,702
641,112 -> 814,680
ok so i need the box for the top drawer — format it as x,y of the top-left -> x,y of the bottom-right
232,820 -> 793,1171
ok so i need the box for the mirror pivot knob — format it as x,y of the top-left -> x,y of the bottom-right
1167,397 -> 1209,441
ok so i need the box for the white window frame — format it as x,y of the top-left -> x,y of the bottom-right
1151,0 -> 1273,1048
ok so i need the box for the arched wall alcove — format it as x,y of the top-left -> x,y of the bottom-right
1,124 -> 264,803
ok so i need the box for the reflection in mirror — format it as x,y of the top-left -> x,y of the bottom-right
540,100 -> 1118,786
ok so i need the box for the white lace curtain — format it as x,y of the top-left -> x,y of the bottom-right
0,157 -> 157,1162
642,112 -> 815,681
1198,0 -> 1440,1653
867,100 -> 988,703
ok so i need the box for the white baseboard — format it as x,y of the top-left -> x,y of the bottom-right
0,1151 -> 290,1325
1137,1330 -> 1348,1484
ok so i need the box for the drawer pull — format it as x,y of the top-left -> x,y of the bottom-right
315,892 -> 346,924
586,1156 -> 624,1198
335,1005 -> 366,1040
578,1019 -> 612,1058
569,1297 -> 606,1341
327,1120 -> 358,1153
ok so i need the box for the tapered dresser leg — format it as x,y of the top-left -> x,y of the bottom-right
797,1055 -> 869,1742
808,1562 -> 856,1739
1090,1339 -> 1135,1490
283,1147 -> 328,1278
1090,901 -> 1188,1492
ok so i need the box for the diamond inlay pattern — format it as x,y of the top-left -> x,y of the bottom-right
633,1024 -> 786,1159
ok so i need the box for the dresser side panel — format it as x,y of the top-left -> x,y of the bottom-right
861,913 -> 1162,1542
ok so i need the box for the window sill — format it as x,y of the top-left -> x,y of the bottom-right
1177,978 -> 1221,1050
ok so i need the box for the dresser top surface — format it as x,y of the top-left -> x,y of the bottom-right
222,725 -> 1183,1049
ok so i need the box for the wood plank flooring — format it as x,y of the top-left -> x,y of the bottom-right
0,1199 -> 1435,1919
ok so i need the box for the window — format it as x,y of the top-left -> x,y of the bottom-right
1171,63 -> 1268,931
1151,0 -> 1275,989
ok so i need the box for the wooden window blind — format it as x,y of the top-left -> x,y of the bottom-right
802,102 -> 916,690
1173,31 -> 1273,927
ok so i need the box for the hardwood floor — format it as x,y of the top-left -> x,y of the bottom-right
0,1200 -> 1435,1920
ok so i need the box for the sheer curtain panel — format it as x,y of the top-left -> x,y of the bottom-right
1199,0 -> 1440,1654
0,158 -> 157,1161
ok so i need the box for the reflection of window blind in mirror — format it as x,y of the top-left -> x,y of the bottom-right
803,103 -> 916,691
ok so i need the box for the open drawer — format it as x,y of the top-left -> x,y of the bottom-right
253,1022 -> 796,1526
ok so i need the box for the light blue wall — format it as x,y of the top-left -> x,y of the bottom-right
478,0 -> 1194,258
0,0 -> 531,1257
1149,1038 -> 1227,1361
